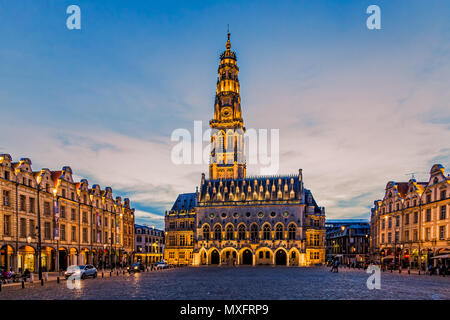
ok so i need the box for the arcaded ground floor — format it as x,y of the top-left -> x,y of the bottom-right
1,266 -> 449,300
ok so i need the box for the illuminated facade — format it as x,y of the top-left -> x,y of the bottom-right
165,33 -> 326,267
209,32 -> 245,180
134,224 -> 164,264
164,193 -> 196,265
370,164 -> 450,269
0,154 -> 135,273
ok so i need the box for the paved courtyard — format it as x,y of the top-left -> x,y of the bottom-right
0,266 -> 449,300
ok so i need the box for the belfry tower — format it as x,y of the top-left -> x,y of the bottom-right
209,32 -> 246,180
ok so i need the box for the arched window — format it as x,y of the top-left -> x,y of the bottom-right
250,224 -> 259,242
275,224 -> 284,240
214,225 -> 222,241
226,132 -> 234,152
217,131 -> 224,152
226,225 -> 234,240
262,224 -> 271,240
203,225 -> 210,241
238,225 -> 246,240
288,224 -> 296,240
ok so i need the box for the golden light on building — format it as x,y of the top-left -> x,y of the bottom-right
0,154 -> 136,272
370,164 -> 449,269
165,33 -> 326,267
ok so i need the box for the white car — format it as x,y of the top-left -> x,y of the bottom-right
64,265 -> 97,279
155,261 -> 168,269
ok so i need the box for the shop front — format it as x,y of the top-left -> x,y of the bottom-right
18,245 -> 35,273
0,245 -> 14,271
41,246 -> 56,272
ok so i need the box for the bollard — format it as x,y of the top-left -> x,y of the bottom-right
21,280 -> 25,289
102,272 -> 104,278
44,272 -> 48,282
408,269 -> 410,275
57,277 -> 60,284
41,279 -> 44,286
0,282 -> 2,292
30,274 -> 34,283
116,271 -> 119,276
123,270 -> 125,275
110,271 -> 112,277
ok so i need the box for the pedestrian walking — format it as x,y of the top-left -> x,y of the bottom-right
334,259 -> 339,273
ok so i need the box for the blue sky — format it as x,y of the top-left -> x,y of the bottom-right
1,1 -> 450,228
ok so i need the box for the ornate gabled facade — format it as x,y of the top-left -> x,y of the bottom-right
165,33 -> 326,266
370,164 -> 450,269
195,171 -> 325,266
0,154 -> 135,274
164,193 -> 196,265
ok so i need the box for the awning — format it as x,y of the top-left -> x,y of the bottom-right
382,255 -> 395,260
431,254 -> 450,259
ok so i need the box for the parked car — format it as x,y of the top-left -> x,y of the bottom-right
127,263 -> 145,273
64,265 -> 97,279
155,261 -> 168,269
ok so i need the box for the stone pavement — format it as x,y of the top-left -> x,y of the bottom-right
0,266 -> 449,300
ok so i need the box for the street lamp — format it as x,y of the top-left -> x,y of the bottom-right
103,244 -> 107,270
36,183 -> 43,281
341,226 -> 346,264
52,188 -> 60,275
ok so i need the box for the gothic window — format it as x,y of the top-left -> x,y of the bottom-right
203,225 -> 210,241
288,224 -> 296,240
275,224 -> 283,240
250,224 -> 258,242
214,225 -> 222,241
226,225 -> 234,240
217,131 -> 224,153
226,132 -> 234,152
238,225 -> 246,240
262,224 -> 271,240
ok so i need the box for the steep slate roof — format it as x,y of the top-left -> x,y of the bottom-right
171,193 -> 197,212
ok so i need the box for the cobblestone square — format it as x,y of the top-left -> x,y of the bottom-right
0,266 -> 449,300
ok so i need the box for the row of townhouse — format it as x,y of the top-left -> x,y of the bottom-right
370,164 -> 449,269
0,154 -> 135,273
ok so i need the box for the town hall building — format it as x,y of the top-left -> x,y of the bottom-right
164,33 -> 326,266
